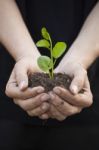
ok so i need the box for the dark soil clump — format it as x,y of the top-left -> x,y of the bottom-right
29,72 -> 72,92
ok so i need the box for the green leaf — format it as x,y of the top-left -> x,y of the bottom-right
41,27 -> 50,40
36,39 -> 50,49
52,42 -> 67,58
37,56 -> 53,72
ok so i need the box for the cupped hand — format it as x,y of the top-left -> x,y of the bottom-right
55,61 -> 88,94
40,76 -> 93,121
5,57 -> 50,117
11,56 -> 41,90
40,61 -> 93,121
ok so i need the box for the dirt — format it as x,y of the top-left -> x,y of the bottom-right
28,72 -> 72,92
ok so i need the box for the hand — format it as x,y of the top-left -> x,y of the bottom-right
40,61 -> 93,121
55,61 -> 87,94
5,57 -> 50,117
40,76 -> 93,121
10,56 -> 41,91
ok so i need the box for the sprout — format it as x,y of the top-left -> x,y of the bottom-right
36,27 -> 67,79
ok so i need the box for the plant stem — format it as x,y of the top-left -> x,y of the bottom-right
49,36 -> 54,79
54,59 -> 57,66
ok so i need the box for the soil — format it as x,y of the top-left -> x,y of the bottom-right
28,72 -> 72,92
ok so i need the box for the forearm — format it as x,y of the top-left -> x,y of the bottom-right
0,0 -> 40,61
60,2 -> 99,69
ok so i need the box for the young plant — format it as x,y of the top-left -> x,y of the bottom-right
36,27 -> 67,79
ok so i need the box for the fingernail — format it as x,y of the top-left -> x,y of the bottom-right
71,85 -> 78,94
42,105 -> 47,110
37,88 -> 44,93
54,88 -> 61,94
19,81 -> 27,90
41,95 -> 50,101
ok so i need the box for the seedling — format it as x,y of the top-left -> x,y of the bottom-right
36,27 -> 67,79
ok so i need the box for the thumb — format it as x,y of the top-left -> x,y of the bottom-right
69,70 -> 87,94
15,65 -> 28,91
54,67 -> 60,73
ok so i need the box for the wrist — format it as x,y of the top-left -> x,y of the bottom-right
61,43 -> 98,70
15,46 -> 41,62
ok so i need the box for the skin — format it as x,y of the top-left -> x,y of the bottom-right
40,2 -> 99,120
5,57 -> 51,117
0,0 -> 99,121
0,0 -> 50,117
40,70 -> 93,120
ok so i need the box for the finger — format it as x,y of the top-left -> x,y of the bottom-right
49,92 -> 82,116
14,63 -> 29,91
27,103 -> 50,117
70,68 -> 87,94
80,76 -> 93,106
54,67 -> 59,73
13,93 -> 50,111
53,86 -> 92,107
39,114 -> 49,120
49,105 -> 66,121
6,83 -> 44,99
6,69 -> 16,84
39,105 -> 66,121
84,76 -> 91,90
